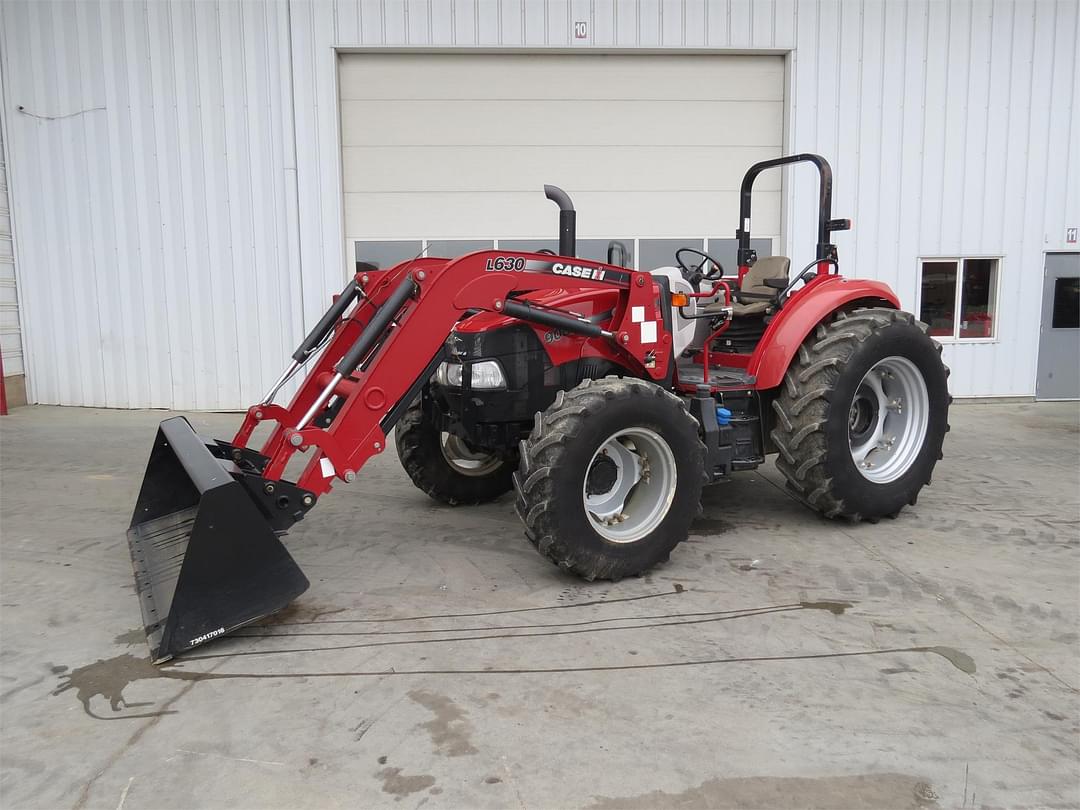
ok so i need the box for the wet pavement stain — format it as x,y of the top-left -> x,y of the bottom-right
924,645 -> 976,675
52,653 -> 202,719
881,664 -> 917,675
113,628 -> 146,646
408,689 -> 478,756
800,600 -> 853,615
377,766 -> 436,799
689,517 -> 734,536
586,773 -> 941,809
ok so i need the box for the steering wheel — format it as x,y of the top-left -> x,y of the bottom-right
675,247 -> 725,286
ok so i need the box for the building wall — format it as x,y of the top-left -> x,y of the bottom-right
1,0 -> 1076,408
0,0 -> 303,409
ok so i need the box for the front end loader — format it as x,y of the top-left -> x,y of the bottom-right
127,154 -> 950,662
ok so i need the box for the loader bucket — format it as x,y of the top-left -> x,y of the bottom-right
127,417 -> 310,663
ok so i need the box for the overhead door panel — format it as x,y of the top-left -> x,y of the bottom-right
340,52 -> 785,252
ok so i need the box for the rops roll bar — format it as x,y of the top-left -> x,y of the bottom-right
735,153 -> 851,271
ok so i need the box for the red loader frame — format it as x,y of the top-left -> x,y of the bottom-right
231,252 -> 670,499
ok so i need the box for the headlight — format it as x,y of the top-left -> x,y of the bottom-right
434,360 -> 505,389
436,361 -> 463,387
468,360 -> 507,389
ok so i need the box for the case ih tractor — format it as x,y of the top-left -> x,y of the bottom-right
128,154 -> 949,662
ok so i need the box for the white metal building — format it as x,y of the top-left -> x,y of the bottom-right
0,0 -> 1076,409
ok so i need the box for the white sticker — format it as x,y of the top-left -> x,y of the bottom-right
631,306 -> 645,323
640,321 -> 658,344
320,457 -> 336,478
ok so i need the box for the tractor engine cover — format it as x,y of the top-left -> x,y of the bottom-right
430,288 -> 632,451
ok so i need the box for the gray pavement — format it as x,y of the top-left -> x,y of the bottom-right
1,402 -> 1078,809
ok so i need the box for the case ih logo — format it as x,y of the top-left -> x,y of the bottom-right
552,262 -> 606,281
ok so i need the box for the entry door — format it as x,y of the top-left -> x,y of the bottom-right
1036,253 -> 1080,400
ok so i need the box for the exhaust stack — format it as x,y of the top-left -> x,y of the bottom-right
544,184 -> 576,258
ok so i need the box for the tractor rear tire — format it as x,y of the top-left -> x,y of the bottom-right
395,396 -> 515,506
770,308 -> 950,521
514,377 -> 705,581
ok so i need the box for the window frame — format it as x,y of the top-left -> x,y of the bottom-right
350,236 -> 777,275
916,255 -> 1003,344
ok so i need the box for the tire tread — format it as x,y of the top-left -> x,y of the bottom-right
513,376 -> 705,580
769,307 -> 950,521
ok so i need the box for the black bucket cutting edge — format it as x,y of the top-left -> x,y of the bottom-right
127,417 -> 310,663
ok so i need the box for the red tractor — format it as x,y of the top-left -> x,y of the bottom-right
128,154 -> 950,662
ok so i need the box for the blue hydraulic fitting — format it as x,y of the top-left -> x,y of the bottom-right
716,406 -> 732,426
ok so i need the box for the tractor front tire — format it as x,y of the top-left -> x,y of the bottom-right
770,308 -> 950,521
514,377 -> 705,581
395,397 -> 515,506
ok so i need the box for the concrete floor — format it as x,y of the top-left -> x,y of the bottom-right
1,402 -> 1078,809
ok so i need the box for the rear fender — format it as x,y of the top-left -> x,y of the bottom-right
749,276 -> 900,390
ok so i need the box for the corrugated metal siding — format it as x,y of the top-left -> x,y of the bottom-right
1,0 -> 1076,406
788,0 -> 1079,397
0,0 -> 303,408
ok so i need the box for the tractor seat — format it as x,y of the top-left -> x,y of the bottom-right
728,256 -> 791,317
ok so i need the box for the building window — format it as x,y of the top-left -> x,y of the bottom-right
354,240 -> 422,272
1051,277 -> 1079,329
919,258 -> 1000,340
706,238 -> 773,277
426,239 -> 494,258
574,239 -> 634,267
638,239 -> 704,271
496,238 -> 559,254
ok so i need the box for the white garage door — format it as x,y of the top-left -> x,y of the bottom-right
340,53 -> 784,272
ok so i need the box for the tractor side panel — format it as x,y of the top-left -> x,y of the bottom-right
749,277 -> 900,390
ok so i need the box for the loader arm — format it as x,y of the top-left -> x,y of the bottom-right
234,251 -> 670,499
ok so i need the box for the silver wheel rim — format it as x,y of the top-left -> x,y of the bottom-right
440,433 -> 503,477
583,428 -> 677,543
848,356 -> 930,484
